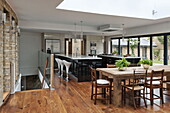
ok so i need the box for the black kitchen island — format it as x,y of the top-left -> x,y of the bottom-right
55,54 -> 102,82
97,54 -> 141,67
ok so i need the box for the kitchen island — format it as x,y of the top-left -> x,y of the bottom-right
55,54 -> 102,82
98,54 -> 141,67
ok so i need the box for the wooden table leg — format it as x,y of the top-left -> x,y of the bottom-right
113,79 -> 122,107
167,75 -> 170,89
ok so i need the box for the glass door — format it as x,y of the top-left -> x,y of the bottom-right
152,36 -> 164,65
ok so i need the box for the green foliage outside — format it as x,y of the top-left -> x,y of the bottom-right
153,60 -> 163,64
153,49 -> 160,60
157,35 -> 170,45
129,38 -> 138,56
112,50 -> 118,55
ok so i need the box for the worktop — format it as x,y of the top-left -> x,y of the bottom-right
55,54 -> 102,82
55,54 -> 102,60
98,54 -> 141,67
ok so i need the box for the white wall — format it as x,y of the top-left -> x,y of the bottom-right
19,31 -> 41,76
125,21 -> 170,36
86,35 -> 104,55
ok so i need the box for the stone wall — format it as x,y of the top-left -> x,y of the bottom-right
0,0 -> 19,106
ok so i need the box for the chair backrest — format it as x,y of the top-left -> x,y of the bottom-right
131,69 -> 147,87
106,64 -> 116,68
146,69 -> 164,85
89,67 -> 97,82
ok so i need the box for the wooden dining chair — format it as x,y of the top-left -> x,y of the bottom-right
90,67 -> 112,105
144,69 -> 164,105
106,64 -> 116,68
122,69 -> 147,109
163,80 -> 170,96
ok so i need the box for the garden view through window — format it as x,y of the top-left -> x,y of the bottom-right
111,35 -> 170,65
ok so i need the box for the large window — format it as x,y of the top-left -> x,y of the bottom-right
129,38 -> 138,57
111,39 -> 119,54
168,35 -> 170,65
111,34 -> 170,65
120,39 -> 128,56
152,36 -> 164,65
140,37 -> 150,59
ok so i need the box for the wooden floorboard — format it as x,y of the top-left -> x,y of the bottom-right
1,74 -> 170,113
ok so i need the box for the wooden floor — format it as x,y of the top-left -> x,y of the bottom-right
1,75 -> 170,113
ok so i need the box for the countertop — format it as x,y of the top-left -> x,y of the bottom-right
55,54 -> 102,60
97,54 -> 141,59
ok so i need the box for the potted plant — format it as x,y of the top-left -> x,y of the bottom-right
115,58 -> 131,71
138,59 -> 152,69
112,50 -> 118,55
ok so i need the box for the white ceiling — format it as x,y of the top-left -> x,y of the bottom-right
58,0 -> 154,19
6,0 -> 170,35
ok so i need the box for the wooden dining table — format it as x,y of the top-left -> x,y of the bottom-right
96,65 -> 170,107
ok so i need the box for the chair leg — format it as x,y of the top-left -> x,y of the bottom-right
132,91 -> 137,109
138,91 -> 141,106
91,84 -> 93,100
124,87 -> 126,105
103,88 -> 106,98
109,85 -> 112,104
122,86 -> 124,106
150,89 -> 153,105
94,87 -> 97,104
143,88 -> 147,108
160,88 -> 164,104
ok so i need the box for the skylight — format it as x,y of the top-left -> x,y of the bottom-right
57,0 -> 170,19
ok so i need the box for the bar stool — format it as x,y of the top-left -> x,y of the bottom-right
63,60 -> 71,81
55,58 -> 61,75
58,59 -> 64,77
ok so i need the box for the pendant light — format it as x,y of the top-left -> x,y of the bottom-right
80,21 -> 83,41
74,23 -> 77,43
122,24 -> 125,41
102,33 -> 105,43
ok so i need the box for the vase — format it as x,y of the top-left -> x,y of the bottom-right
118,67 -> 126,71
143,64 -> 150,70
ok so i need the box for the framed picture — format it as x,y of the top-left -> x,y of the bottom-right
45,39 -> 60,53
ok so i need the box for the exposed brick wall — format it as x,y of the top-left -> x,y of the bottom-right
0,0 -> 18,105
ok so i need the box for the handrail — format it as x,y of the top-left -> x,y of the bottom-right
41,57 -> 49,88
50,54 -> 55,90
39,53 -> 55,90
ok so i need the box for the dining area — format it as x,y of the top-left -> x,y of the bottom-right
90,64 -> 170,109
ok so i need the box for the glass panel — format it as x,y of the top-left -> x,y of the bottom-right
38,51 -> 51,87
129,38 -> 138,57
152,36 -> 164,65
140,37 -> 150,59
120,39 -> 128,56
168,35 -> 170,65
111,39 -> 119,55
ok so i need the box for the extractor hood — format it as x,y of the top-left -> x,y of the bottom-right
98,24 -> 122,32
